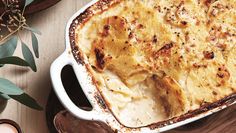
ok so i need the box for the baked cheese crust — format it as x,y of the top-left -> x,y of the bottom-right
75,0 -> 236,127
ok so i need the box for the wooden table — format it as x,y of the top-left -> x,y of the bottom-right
0,0 -> 235,133
0,0 -> 91,133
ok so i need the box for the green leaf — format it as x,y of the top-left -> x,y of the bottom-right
24,26 -> 42,35
0,94 -> 10,100
0,78 -> 24,95
31,32 -> 39,58
25,0 -> 34,7
21,42 -> 37,72
9,93 -> 43,110
0,56 -> 29,67
0,36 -> 17,58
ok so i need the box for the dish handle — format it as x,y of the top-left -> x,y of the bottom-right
50,52 -> 105,121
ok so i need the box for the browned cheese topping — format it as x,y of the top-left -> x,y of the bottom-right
75,0 -> 236,127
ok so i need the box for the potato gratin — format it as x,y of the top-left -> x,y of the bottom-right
74,0 -> 236,127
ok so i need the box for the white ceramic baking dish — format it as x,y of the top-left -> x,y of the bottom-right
50,0 -> 236,132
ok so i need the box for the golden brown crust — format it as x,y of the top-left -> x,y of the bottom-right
69,0 -> 236,129
69,0 -> 121,64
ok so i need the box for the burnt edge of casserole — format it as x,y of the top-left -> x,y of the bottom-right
69,0 -> 236,129
69,0 -> 120,111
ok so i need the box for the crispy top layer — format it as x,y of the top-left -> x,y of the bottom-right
75,0 -> 236,127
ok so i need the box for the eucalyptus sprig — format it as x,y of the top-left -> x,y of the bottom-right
0,0 -> 42,110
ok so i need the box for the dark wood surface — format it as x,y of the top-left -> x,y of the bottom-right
46,66 -> 236,133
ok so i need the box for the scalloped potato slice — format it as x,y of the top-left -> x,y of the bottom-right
103,71 -> 143,98
75,0 -> 236,128
107,55 -> 147,82
153,76 -> 188,117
